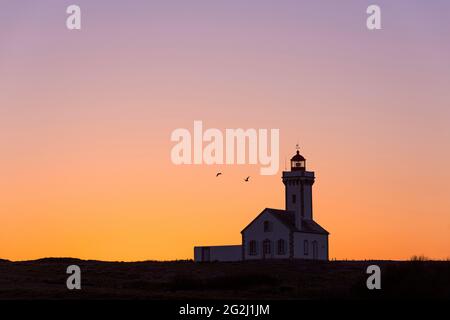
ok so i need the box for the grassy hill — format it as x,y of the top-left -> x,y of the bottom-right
0,259 -> 449,299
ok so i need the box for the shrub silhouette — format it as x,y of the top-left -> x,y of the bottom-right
410,255 -> 429,261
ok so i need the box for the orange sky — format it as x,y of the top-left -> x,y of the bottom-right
1,1 -> 449,261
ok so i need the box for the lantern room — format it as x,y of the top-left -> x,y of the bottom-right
291,150 -> 306,171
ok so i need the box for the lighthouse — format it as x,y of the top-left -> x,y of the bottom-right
195,147 -> 329,262
282,149 -> 315,230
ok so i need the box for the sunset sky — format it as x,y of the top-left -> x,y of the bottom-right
1,0 -> 449,261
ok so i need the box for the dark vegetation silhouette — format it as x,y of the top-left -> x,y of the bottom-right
0,258 -> 449,299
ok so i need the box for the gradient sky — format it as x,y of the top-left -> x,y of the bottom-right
1,0 -> 449,261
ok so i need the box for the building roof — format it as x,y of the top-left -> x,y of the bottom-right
291,150 -> 305,161
241,208 -> 329,235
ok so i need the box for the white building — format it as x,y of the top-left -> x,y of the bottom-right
194,149 -> 329,262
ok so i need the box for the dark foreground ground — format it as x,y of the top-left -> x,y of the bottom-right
0,258 -> 449,299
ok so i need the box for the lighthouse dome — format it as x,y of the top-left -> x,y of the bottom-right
290,150 -> 306,171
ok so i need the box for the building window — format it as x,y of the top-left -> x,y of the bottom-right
292,194 -> 296,204
312,241 -> 318,259
304,240 -> 309,255
277,239 -> 286,255
249,240 -> 257,256
263,220 -> 272,232
263,239 -> 271,255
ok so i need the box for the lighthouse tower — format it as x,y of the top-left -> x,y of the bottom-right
282,148 -> 315,230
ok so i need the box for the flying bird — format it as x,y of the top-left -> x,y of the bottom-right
216,172 -> 222,177
244,176 -> 250,182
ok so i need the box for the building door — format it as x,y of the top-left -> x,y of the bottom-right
312,241 -> 318,260
201,247 -> 210,262
263,239 -> 271,259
